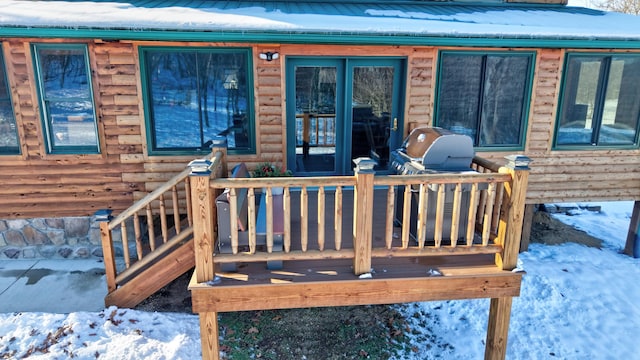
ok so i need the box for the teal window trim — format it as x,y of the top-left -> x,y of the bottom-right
0,44 -> 20,155
32,43 -> 100,155
434,50 -> 535,151
139,46 -> 256,156
553,52 -> 640,150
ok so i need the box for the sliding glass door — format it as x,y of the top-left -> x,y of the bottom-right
286,58 -> 404,175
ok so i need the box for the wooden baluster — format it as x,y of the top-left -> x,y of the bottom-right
185,178 -> 193,226
146,204 -> 155,251
434,184 -> 446,248
450,183 -> 462,247
334,186 -> 343,251
317,186 -> 325,251
301,186 -> 308,252
492,183 -> 504,236
384,185 -> 395,250
466,183 -> 480,246
121,221 -> 130,268
401,185 -> 412,249
159,194 -> 168,243
477,169 -> 489,224
172,185 -> 181,234
416,184 -> 428,249
247,188 -> 256,254
266,187 -> 274,253
482,182 -> 497,246
229,188 -> 239,254
284,187 -> 291,253
134,213 -> 143,260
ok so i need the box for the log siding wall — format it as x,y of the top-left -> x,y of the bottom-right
0,39 -> 638,219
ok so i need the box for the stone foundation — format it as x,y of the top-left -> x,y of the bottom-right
0,216 -> 124,259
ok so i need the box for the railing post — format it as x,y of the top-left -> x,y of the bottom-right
189,159 -> 216,284
496,155 -> 531,270
486,155 -> 531,360
95,209 -> 116,293
352,158 -> 376,275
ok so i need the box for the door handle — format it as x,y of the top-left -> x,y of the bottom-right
392,118 -> 398,131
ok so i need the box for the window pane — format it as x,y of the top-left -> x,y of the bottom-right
39,49 -> 91,99
557,56 -> 602,145
437,55 -> 482,140
146,50 -> 251,151
479,56 -> 529,146
598,57 -> 640,145
35,45 -> 98,153
0,49 -> 19,154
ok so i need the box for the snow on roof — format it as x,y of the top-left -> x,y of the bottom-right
0,0 -> 639,43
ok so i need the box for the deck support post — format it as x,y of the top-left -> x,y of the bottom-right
624,200 -> 640,258
496,155 -> 531,270
352,158 -> 376,275
199,312 -> 220,360
485,296 -> 513,360
519,204 -> 536,252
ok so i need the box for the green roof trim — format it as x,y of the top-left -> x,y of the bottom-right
1,0 -> 640,49
1,27 -> 640,49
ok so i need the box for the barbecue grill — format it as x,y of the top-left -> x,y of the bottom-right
390,126 -> 476,244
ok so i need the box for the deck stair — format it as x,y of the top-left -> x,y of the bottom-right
98,150 -> 223,308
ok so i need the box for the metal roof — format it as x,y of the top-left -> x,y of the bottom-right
1,0 -> 639,48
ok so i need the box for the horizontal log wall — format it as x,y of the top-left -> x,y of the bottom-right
0,39 -> 638,220
0,39 -> 144,218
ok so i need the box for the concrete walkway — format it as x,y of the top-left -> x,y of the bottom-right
0,259 -> 107,313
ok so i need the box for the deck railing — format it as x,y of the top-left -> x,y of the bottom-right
189,146 -> 530,282
97,149 -> 225,294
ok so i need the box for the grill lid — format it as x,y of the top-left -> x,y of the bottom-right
400,127 -> 474,171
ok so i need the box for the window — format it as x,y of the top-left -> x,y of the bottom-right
140,48 -> 254,154
33,44 -> 99,154
555,53 -> 640,148
435,51 -> 534,149
0,46 -> 20,155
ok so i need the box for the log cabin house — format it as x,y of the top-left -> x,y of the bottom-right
1,0 -> 640,358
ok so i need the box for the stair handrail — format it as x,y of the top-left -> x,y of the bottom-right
107,150 -> 218,231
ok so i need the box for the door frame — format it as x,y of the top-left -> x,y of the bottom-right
285,56 -> 406,175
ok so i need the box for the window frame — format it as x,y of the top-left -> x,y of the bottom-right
139,46 -> 256,156
434,50 -> 535,151
553,52 -> 640,150
32,43 -> 100,155
0,44 -> 20,155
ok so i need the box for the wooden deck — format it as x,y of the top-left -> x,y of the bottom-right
96,142 -> 529,359
185,146 -> 530,360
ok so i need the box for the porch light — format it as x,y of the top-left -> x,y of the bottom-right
259,51 -> 279,61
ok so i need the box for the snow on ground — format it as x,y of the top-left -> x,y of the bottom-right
1,202 -> 638,359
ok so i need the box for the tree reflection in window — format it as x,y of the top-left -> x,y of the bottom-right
143,49 -> 253,153
0,46 -> 19,155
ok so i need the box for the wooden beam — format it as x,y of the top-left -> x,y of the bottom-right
190,272 -> 522,313
624,200 -> 640,258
